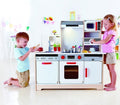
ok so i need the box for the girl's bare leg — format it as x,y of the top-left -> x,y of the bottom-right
104,64 -> 116,91
104,64 -> 112,87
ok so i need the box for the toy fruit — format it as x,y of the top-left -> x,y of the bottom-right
82,50 -> 88,53
38,47 -> 43,51
88,51 -> 91,53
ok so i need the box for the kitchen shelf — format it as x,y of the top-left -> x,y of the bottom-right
84,43 -> 101,45
54,35 -> 61,37
84,37 -> 101,39
83,29 -> 102,52
84,30 -> 101,32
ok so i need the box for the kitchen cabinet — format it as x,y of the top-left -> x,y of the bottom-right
35,53 -> 104,90
36,60 -> 58,84
84,61 -> 102,84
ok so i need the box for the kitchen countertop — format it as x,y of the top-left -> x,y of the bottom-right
34,51 -> 105,54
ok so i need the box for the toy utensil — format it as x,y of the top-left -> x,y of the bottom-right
33,44 -> 40,49
89,39 -> 93,44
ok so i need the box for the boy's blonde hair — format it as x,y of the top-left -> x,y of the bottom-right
16,32 -> 29,41
104,14 -> 117,31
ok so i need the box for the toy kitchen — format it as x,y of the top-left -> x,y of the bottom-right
35,20 -> 104,90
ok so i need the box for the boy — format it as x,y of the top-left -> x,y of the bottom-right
4,32 -> 37,87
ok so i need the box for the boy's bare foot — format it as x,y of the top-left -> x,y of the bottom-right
4,78 -> 13,85
104,87 -> 116,91
104,83 -> 111,87
4,80 -> 9,85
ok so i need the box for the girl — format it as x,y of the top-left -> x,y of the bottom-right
91,14 -> 118,91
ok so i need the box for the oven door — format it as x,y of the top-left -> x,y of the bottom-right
60,61 -> 84,83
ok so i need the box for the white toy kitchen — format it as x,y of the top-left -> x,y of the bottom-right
35,21 -> 104,90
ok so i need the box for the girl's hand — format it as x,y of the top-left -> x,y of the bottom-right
90,39 -> 96,44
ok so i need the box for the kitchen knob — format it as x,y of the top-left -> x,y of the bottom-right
78,55 -> 81,59
61,55 -> 65,59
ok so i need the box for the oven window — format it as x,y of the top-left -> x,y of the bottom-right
64,65 -> 78,79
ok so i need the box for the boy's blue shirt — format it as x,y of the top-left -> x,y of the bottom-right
14,47 -> 29,72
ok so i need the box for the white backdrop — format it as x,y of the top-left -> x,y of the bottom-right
0,0 -> 120,60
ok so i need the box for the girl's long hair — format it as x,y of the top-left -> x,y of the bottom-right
104,14 -> 118,38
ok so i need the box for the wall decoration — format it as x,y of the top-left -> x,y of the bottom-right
26,26 -> 30,30
1,20 -> 30,32
1,21 -> 6,27
70,11 -> 75,21
43,17 -> 54,24
10,35 -> 16,41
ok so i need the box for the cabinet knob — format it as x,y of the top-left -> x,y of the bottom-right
78,55 -> 81,59
61,55 -> 65,59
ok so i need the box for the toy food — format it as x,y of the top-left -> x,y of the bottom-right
82,50 -> 88,53
33,44 -> 40,49
88,51 -> 91,53
38,47 -> 43,51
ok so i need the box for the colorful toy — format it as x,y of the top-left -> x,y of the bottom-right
52,30 -> 57,35
43,17 -> 54,24
115,38 -> 119,45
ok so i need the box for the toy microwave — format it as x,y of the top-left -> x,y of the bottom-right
84,20 -> 101,31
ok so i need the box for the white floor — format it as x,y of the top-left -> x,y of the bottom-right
0,57 -> 120,105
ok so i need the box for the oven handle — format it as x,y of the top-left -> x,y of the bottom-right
85,68 -> 88,78
66,62 -> 76,64
42,62 -> 52,65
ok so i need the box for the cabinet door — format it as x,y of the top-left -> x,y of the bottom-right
36,61 -> 58,84
84,61 -> 102,84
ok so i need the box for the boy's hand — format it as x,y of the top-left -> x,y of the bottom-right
29,47 -> 35,52
29,44 -> 41,52
32,44 -> 40,52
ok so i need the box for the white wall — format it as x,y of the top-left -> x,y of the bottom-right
0,0 -> 120,60
28,0 -> 120,50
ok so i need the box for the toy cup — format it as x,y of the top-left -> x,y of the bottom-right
58,47 -> 61,51
54,47 -> 57,51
